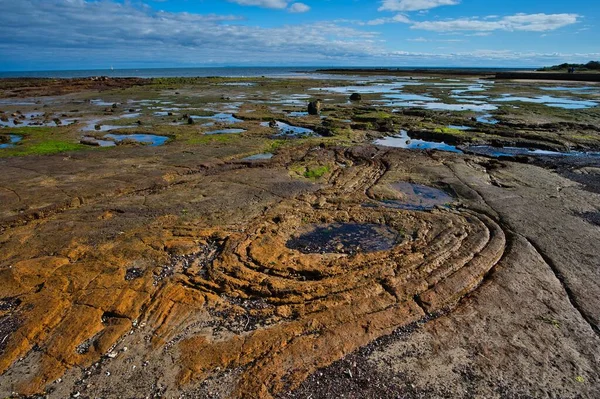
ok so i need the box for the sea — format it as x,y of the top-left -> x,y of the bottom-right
0,66 -> 535,79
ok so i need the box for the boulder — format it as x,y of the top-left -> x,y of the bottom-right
308,100 -> 322,115
349,93 -> 362,101
375,119 -> 394,133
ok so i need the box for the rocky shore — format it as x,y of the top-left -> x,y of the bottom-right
0,73 -> 598,398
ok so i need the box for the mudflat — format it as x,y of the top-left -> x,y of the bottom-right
0,73 -> 598,398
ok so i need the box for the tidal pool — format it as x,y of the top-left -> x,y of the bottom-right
309,82 -> 421,95
0,134 -> 22,148
379,182 -> 454,211
288,111 -> 309,117
121,112 -> 141,119
191,113 -> 242,123
220,82 -> 257,86
82,119 -> 138,132
104,133 -> 169,146
540,86 -> 598,94
492,95 -> 598,109
373,130 -> 462,153
243,153 -> 273,161
90,99 -> 117,107
390,101 -> 497,112
260,121 -> 316,137
80,137 -> 117,147
465,146 -> 600,158
0,112 -> 63,128
476,114 -> 499,124
286,223 -> 400,255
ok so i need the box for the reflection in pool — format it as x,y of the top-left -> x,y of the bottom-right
286,223 -> 400,255
492,95 -> 598,109
104,134 -> 169,146
374,130 -> 463,153
465,146 -> 600,158
378,182 -> 454,211
260,121 -> 317,137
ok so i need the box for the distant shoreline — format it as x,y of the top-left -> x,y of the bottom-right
0,66 -> 536,79
314,68 -> 523,76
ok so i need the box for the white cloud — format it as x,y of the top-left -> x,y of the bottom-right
412,13 -> 580,32
365,14 -> 411,26
0,0 -> 379,68
288,3 -> 310,13
379,0 -> 460,12
228,0 -> 288,9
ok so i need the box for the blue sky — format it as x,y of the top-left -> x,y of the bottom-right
0,0 -> 598,71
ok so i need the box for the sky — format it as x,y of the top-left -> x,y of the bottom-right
0,0 -> 598,71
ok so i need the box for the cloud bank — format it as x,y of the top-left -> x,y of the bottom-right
0,0 -> 593,70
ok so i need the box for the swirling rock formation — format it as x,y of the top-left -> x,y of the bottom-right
0,146 -> 505,397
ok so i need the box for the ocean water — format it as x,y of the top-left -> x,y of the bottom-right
0,67 -> 535,79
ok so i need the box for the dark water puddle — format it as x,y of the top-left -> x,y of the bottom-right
379,182 -> 454,211
373,130 -> 463,153
260,121 -> 317,138
286,223 -> 400,255
205,128 -> 246,135
243,153 -> 273,161
0,134 -> 22,149
104,134 -> 169,146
